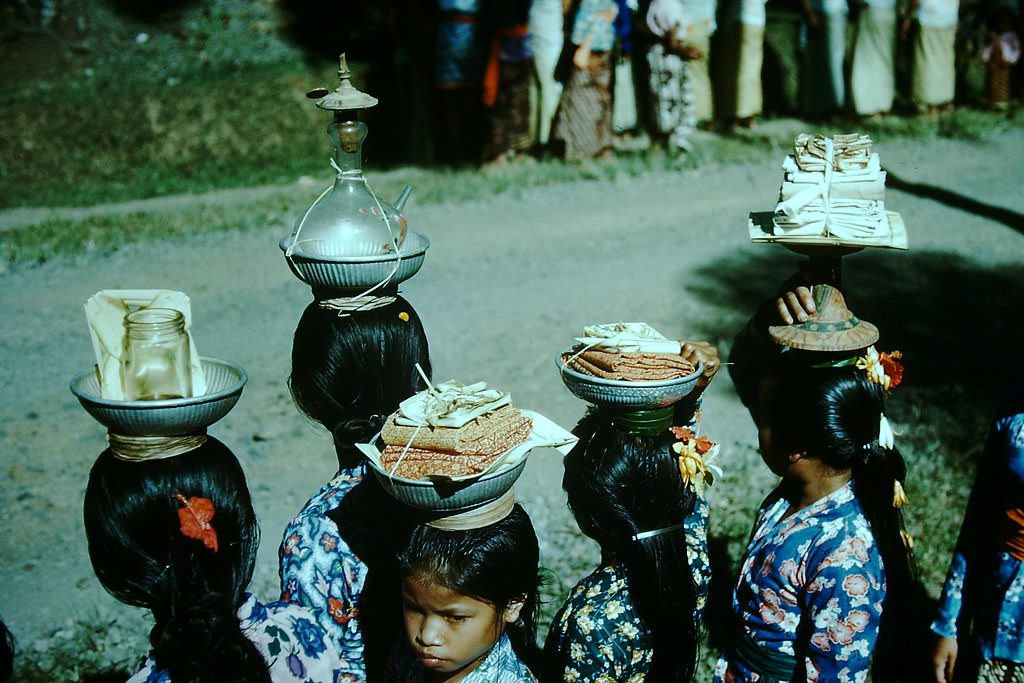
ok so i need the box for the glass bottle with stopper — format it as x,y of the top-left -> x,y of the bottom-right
282,54 -> 412,260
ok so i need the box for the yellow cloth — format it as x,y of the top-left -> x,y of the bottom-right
850,6 -> 896,115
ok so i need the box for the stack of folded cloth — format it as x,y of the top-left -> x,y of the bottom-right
380,381 -> 533,479
561,322 -> 696,381
773,133 -> 889,241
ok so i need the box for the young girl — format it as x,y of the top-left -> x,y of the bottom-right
713,356 -> 916,683
83,436 -> 342,682
389,503 -> 542,682
280,294 -> 432,681
542,406 -> 711,682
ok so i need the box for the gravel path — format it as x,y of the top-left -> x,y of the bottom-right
3,126 -> 1023,675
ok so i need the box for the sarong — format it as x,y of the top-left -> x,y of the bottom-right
436,12 -> 486,88
716,22 -> 765,118
646,42 -> 697,151
912,25 -> 956,106
850,6 -> 896,115
799,10 -> 847,115
487,60 -> 533,156
552,50 -> 614,160
687,20 -> 714,121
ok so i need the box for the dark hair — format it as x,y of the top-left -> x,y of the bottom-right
758,361 -> 916,683
83,438 -> 270,683
549,411 -> 700,683
288,295 -> 431,468
398,504 -> 542,666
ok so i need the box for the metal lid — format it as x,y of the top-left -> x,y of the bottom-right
306,54 -> 378,111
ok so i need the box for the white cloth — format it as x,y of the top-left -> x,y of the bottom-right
916,0 -> 959,29
683,0 -> 718,32
647,0 -> 688,39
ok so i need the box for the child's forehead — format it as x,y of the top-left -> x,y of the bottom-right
402,574 -> 495,611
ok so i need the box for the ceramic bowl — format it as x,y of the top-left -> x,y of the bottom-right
280,231 -> 429,290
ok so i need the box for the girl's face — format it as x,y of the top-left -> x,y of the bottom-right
401,575 -> 523,682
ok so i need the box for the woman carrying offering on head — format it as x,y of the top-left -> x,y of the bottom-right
712,351 -> 917,683
280,294 -> 432,681
543,336 -> 720,682
84,436 -> 343,682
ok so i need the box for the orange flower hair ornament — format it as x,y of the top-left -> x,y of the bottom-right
856,347 -> 904,391
175,493 -> 219,552
670,427 -> 722,496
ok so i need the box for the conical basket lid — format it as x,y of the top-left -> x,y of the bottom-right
768,285 -> 879,352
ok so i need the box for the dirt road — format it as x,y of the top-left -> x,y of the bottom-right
3,126 -> 1023,674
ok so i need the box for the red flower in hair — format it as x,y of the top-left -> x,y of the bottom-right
879,351 -> 904,389
175,493 -> 219,552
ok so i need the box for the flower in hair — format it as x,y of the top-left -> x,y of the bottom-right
175,493 -> 218,552
892,480 -> 910,508
670,427 -> 721,496
856,347 -> 904,391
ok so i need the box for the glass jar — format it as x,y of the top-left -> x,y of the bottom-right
121,308 -> 192,401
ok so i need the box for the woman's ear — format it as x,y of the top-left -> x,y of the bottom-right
503,595 -> 527,624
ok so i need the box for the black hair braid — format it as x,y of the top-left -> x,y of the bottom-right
852,443 -> 917,683
151,591 -> 269,683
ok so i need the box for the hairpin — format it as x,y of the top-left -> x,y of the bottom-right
670,426 -> 721,496
175,493 -> 219,552
398,311 -> 410,322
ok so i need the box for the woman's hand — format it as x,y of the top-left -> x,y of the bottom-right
932,636 -> 958,683
775,286 -> 816,324
680,340 -> 720,392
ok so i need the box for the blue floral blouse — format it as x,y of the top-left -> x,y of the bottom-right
543,495 -> 710,681
126,594 -> 343,682
386,632 -> 536,683
932,385 -> 1024,663
713,483 -> 885,683
570,0 -> 618,52
280,465 -> 367,682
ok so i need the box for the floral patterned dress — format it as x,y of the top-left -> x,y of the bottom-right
713,482 -> 885,683
932,384 -> 1024,665
127,594 -> 343,682
280,465 -> 367,682
543,495 -> 710,681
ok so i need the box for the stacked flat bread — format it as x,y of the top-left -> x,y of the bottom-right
561,322 -> 696,381
380,381 -> 532,479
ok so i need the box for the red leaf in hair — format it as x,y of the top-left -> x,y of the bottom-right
880,351 -> 905,390
175,493 -> 219,552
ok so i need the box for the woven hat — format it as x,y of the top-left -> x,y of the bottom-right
768,284 -> 879,352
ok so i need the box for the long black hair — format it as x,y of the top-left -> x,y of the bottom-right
548,410 -> 700,683
288,294 -> 432,678
399,504 -> 543,668
83,438 -> 270,683
758,360 -> 917,683
288,294 -> 431,469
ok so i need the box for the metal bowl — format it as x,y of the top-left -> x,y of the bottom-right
366,451 -> 528,514
70,357 -> 247,435
556,348 -> 703,409
279,230 -> 429,290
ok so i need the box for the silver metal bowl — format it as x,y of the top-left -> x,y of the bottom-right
366,451 -> 528,513
279,230 -> 429,290
556,348 -> 703,409
70,357 -> 247,435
